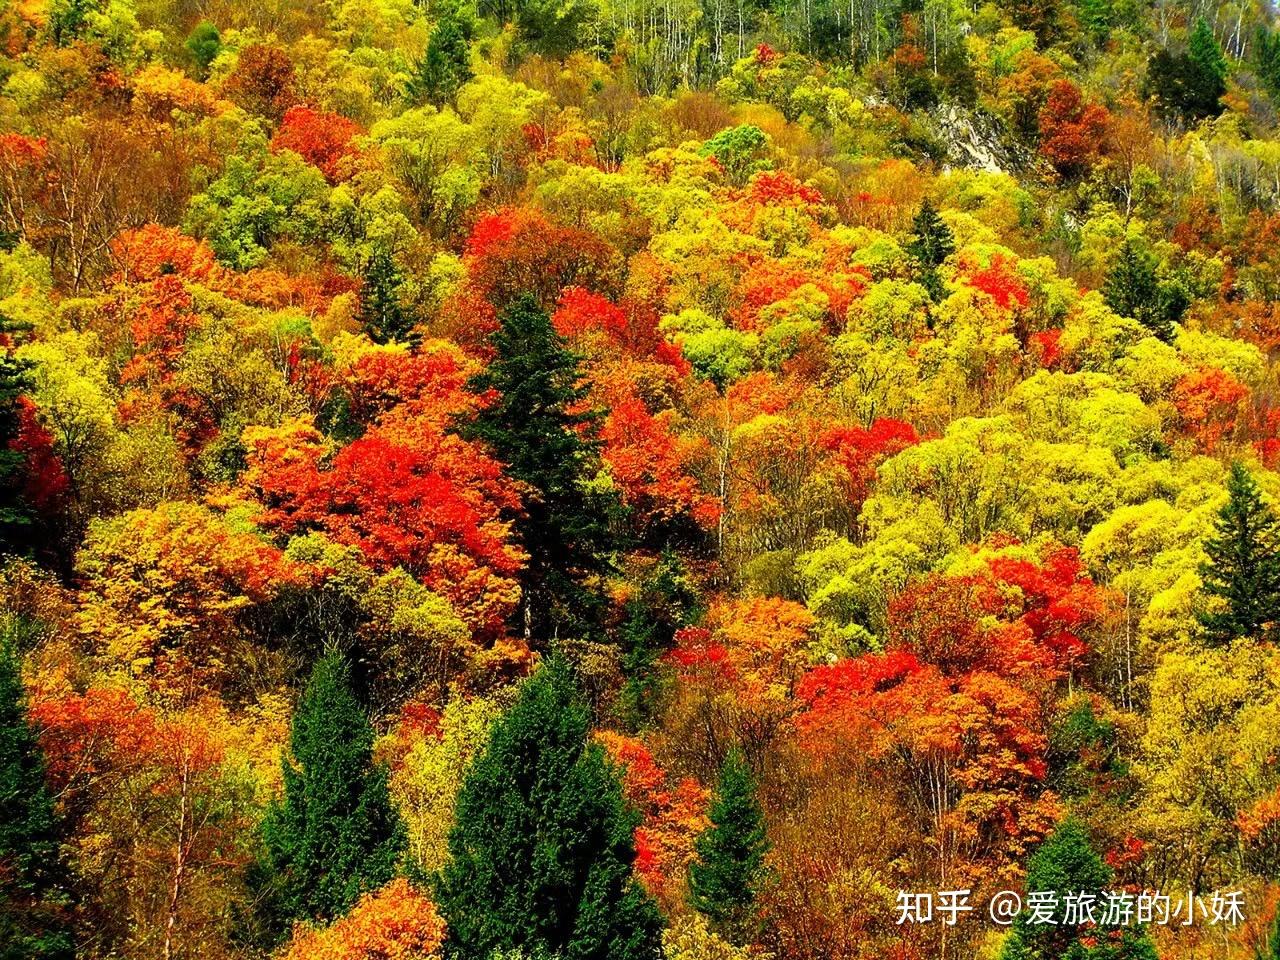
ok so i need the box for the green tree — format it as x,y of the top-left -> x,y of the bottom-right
906,199 -> 955,301
360,251 -> 412,344
1188,17 -> 1229,87
1000,819 -> 1157,960
435,654 -> 663,960
459,294 -> 616,641
698,126 -> 771,186
0,628 -> 73,960
255,653 -> 403,938
688,749 -> 769,945
411,13 -> 473,104
619,551 -> 701,732
1198,463 -> 1280,646
1102,238 -> 1186,342
185,21 -> 222,79
1147,21 -> 1227,122
0,314 -> 36,551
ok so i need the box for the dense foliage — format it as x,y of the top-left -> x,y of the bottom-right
2,0 -> 1280,955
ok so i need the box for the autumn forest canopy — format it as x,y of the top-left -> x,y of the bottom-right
6,0 -> 1280,956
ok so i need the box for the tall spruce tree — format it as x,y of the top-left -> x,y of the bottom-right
0,313 -> 36,552
688,749 -> 770,945
1198,462 -> 1280,646
255,653 -> 403,938
410,11 -> 472,104
1102,238 -> 1186,342
459,294 -> 616,641
618,551 -> 701,732
1000,819 -> 1156,960
0,630 -> 73,960
907,199 -> 955,302
435,654 -> 662,960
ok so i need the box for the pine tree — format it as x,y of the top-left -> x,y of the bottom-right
360,251 -> 412,344
0,312 -> 36,552
1189,17 -> 1229,87
1000,819 -> 1156,960
184,20 -> 221,79
688,749 -> 769,945
435,654 -> 662,960
907,199 -> 955,301
410,12 -> 472,104
255,653 -> 403,938
618,551 -> 700,732
459,294 -> 617,641
1198,463 -> 1280,646
0,628 -> 74,960
1148,20 -> 1227,121
1102,238 -> 1186,342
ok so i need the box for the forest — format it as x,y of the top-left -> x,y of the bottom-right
2,0 -> 1280,955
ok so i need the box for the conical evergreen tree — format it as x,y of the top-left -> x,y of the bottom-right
0,312 -> 36,552
907,199 -> 955,301
255,653 -> 403,938
1198,462 -> 1280,646
360,250 -> 412,344
435,654 -> 662,960
618,551 -> 700,732
688,749 -> 769,945
410,12 -> 472,104
459,294 -> 617,641
0,629 -> 74,960
1102,238 -> 1186,342
1189,17 -> 1229,86
1000,818 -> 1156,960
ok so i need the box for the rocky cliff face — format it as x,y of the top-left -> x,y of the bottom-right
928,104 -> 1041,174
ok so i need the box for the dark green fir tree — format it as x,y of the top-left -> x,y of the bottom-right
1198,462 -> 1280,646
410,12 -> 472,104
1147,19 -> 1228,122
1000,818 -> 1156,960
184,21 -> 221,79
907,198 -> 955,301
0,312 -> 37,553
459,294 -> 617,641
618,551 -> 701,732
360,250 -> 413,344
1189,17 -> 1229,91
0,630 -> 74,960
435,654 -> 662,960
1102,238 -> 1186,342
688,748 -> 770,945
254,653 -> 403,939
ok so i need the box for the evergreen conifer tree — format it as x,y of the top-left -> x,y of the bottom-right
1198,462 -> 1280,646
0,313 -> 36,552
255,653 -> 403,937
688,749 -> 769,945
1102,238 -> 1186,342
1189,17 -> 1229,87
0,630 -> 73,960
618,552 -> 700,732
411,12 -> 472,104
459,294 -> 617,641
360,251 -> 412,344
184,21 -> 221,79
907,199 -> 955,301
1000,819 -> 1156,960
435,654 -> 662,960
